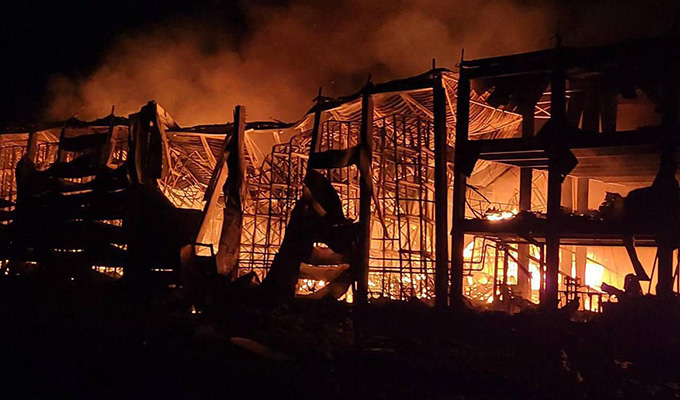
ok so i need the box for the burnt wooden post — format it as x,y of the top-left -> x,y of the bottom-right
355,91 -> 374,305
451,70 -> 470,308
517,102 -> 534,297
232,106 -> 246,194
433,73 -> 449,309
544,51 -> 567,309
215,105 -> 246,277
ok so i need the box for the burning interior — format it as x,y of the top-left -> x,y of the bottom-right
1,36 -> 679,312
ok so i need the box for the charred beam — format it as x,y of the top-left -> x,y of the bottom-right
433,73 -> 449,309
544,50 -> 567,310
355,91 -> 374,305
656,54 -> 679,298
451,70 -> 470,309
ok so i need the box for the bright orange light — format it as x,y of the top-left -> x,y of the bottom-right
484,208 -> 517,221
585,261 -> 604,289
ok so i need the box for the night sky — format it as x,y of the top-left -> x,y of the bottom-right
1,0 -> 248,126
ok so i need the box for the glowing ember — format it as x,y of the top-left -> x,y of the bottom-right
484,207 -> 518,221
91,265 -> 124,279
297,278 -> 328,295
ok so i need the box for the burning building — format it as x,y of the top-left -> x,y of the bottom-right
184,69 -> 523,306
1,35 -> 678,312
0,114 -> 130,278
451,34 -> 680,311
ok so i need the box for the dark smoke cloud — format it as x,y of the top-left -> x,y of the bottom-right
46,0 -> 679,125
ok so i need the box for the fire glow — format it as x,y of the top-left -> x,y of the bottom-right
484,208 -> 518,221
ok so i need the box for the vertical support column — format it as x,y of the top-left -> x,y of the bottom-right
216,105 -> 246,278
579,83 -> 598,291
517,103 -> 534,298
356,92 -> 374,305
433,74 -> 449,309
502,245 -> 509,306
545,172 -> 562,308
575,178 -> 589,286
657,55 -> 679,298
544,55 -> 567,309
451,71 -> 470,308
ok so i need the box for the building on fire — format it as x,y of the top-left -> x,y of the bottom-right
0,35 -> 678,312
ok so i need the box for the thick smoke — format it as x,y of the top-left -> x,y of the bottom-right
46,0 -> 678,125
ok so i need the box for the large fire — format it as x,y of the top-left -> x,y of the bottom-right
461,236 -> 614,311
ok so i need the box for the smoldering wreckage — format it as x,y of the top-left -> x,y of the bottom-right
2,35 -> 680,399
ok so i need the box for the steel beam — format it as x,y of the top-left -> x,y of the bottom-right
355,93 -> 374,305
450,72 -> 470,308
544,53 -> 566,310
433,74 -> 449,309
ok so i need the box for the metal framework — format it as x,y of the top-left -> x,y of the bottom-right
234,114 -> 439,300
239,133 -> 311,278
0,70 -> 525,307
451,36 -> 680,310
234,70 -> 523,304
